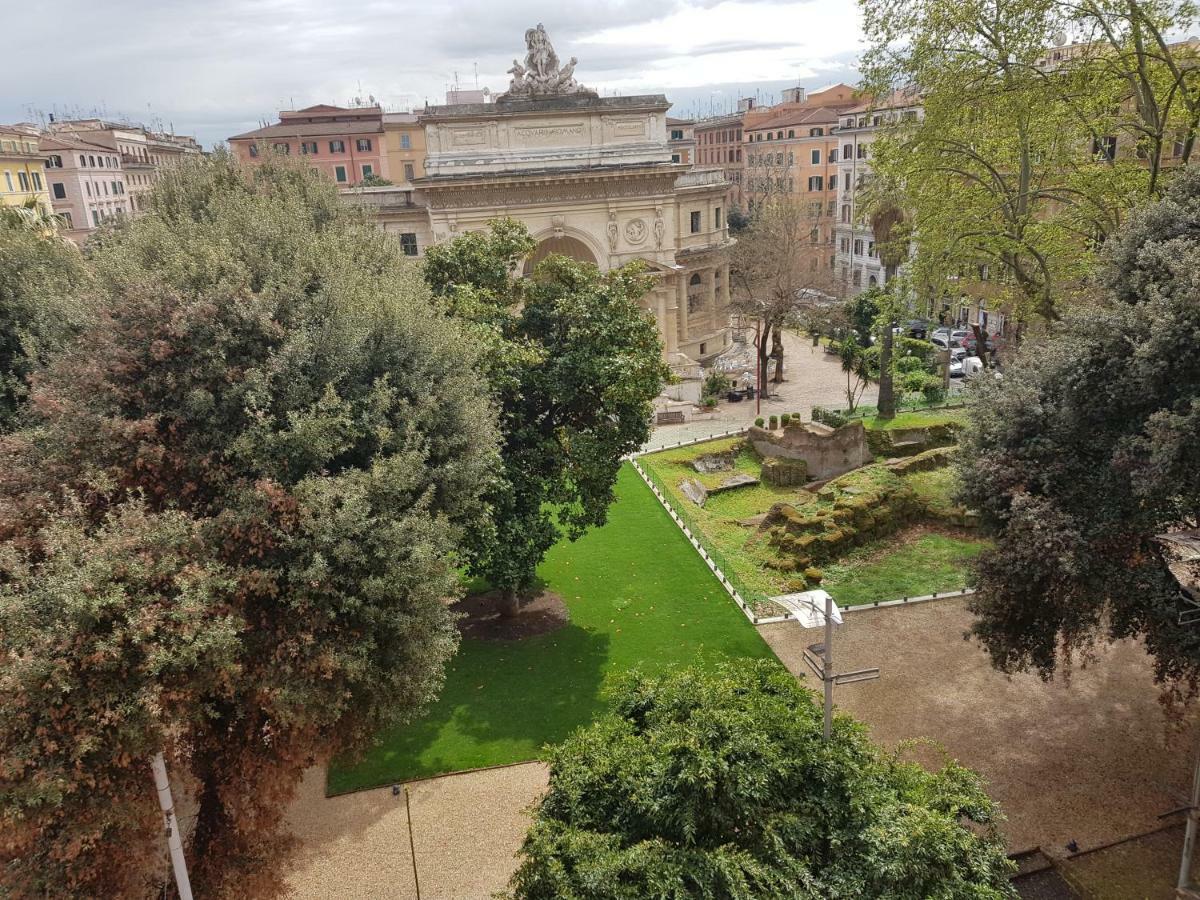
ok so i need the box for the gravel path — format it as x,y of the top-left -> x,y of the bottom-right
282,762 -> 548,899
759,597 -> 1199,855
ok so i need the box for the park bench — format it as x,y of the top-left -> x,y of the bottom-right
656,410 -> 686,425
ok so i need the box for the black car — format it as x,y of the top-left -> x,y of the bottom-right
905,319 -> 930,340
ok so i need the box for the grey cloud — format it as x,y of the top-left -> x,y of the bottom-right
1,0 -> 859,147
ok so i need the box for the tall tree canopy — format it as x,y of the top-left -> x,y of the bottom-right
861,0 -> 1147,322
0,210 -> 88,431
0,154 -> 499,896
423,220 -> 669,616
959,167 -> 1200,688
509,661 -> 1015,899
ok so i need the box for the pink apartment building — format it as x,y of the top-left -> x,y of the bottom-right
228,105 -> 388,186
39,133 -> 130,238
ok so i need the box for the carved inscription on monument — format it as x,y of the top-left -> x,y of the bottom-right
449,127 -> 489,147
514,122 -> 586,147
607,117 -> 647,139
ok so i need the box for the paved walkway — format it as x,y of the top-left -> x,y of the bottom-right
646,330 -> 879,451
282,763 -> 548,899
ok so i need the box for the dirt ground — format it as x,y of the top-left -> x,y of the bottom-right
759,597 -> 1199,855
453,590 -> 569,641
282,762 -> 548,899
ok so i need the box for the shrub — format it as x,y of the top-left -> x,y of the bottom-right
700,393 -> 718,408
896,355 -> 926,375
792,411 -> 803,421
702,370 -> 732,397
755,417 -> 765,427
811,406 -> 848,428
768,415 -> 779,429
804,566 -> 824,583
921,376 -> 946,404
780,413 -> 791,426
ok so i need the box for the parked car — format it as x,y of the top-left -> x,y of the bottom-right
905,319 -> 930,339
931,335 -> 965,351
963,330 -> 1002,354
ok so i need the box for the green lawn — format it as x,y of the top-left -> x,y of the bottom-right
820,529 -> 990,606
327,464 -> 774,794
864,409 -> 968,431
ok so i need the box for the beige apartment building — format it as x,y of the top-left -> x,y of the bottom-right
694,111 -> 744,210
667,117 -> 695,165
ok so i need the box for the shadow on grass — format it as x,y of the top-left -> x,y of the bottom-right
328,623 -> 611,794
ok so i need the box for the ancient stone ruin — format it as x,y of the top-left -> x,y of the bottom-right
747,420 -> 870,481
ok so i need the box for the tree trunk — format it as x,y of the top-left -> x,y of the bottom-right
771,329 -> 785,383
877,326 -> 895,419
498,588 -> 522,618
758,320 -> 772,399
187,769 -> 226,891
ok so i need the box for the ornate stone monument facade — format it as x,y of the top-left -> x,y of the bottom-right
357,27 -> 734,365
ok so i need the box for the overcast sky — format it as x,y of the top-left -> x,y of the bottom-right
3,0 -> 865,148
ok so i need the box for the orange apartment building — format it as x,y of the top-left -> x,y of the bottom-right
741,84 -> 861,285
228,105 -> 388,187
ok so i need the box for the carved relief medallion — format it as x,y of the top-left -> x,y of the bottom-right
624,218 -> 648,245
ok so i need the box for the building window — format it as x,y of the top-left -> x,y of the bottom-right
88,155 -> 96,167
1093,135 -> 1117,162
869,275 -> 878,287
356,138 -> 372,152
857,144 -> 868,159
248,144 -> 258,157
301,141 -> 318,154
400,134 -> 411,149
92,210 -> 100,226
46,154 -> 63,168
2,171 -> 11,192
79,155 -> 86,167
715,207 -> 722,228
52,182 -> 66,199
399,232 -> 418,256
811,149 -> 820,164
60,211 -> 72,229
690,210 -> 701,233
736,148 -> 741,162
810,128 -> 824,137
854,239 -> 864,255
807,175 -> 823,191
404,163 -> 415,181
830,149 -> 838,163
671,129 -> 684,140
31,172 -> 43,190
788,129 -> 795,138
853,268 -> 862,286
699,342 -> 707,355
85,182 -> 91,197
17,171 -> 29,191
362,163 -> 373,178
334,165 -> 347,183
330,140 -> 345,153
776,131 -> 783,139
273,143 -> 290,154
843,143 -> 852,159
671,153 -> 681,163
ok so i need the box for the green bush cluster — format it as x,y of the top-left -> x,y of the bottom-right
780,413 -> 791,426
811,406 -> 849,428
754,417 -> 765,427
768,414 -> 779,429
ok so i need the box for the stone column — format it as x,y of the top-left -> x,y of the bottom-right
676,274 -> 689,347
657,289 -> 676,353
705,268 -> 717,332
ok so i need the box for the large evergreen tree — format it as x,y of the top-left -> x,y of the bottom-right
959,167 -> 1200,687
510,661 -> 1015,899
0,154 -> 499,896
423,220 -> 669,616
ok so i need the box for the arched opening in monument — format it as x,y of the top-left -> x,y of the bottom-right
523,235 -> 598,274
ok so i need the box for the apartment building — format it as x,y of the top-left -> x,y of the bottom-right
382,112 -> 425,183
694,111 -> 744,210
0,125 -> 51,215
38,133 -> 130,237
738,85 -> 861,284
667,118 -> 695,165
833,91 -> 921,296
229,105 -> 388,186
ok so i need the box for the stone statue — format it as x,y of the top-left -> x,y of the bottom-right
607,213 -> 619,252
653,208 -> 666,249
498,24 -> 596,101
